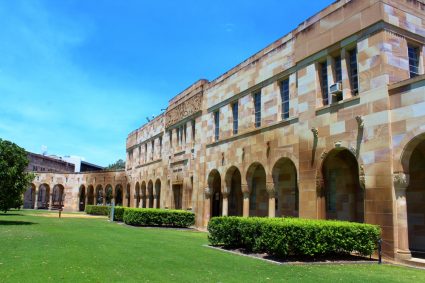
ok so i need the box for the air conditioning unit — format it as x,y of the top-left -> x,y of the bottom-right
329,82 -> 342,95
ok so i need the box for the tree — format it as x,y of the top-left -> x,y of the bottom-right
0,139 -> 34,213
105,159 -> 125,170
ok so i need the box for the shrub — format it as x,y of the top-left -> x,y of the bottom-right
123,208 -> 195,228
208,217 -> 381,258
85,205 -> 110,216
109,206 -> 125,221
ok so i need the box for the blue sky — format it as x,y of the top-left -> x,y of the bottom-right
0,0 -> 334,167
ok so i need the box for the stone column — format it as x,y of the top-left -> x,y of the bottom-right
102,189 -> 106,206
266,182 -> 276,218
222,192 -> 229,216
48,193 -> 53,210
94,191 -> 98,205
394,173 -> 411,260
242,184 -> 250,217
133,195 -> 138,208
34,190 -> 39,209
153,194 -> 158,209
85,193 -> 89,207
204,187 -> 212,227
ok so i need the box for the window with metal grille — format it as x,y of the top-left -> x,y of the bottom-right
320,62 -> 329,105
254,92 -> 261,128
214,111 -> 220,141
334,56 -> 342,82
232,102 -> 238,135
408,45 -> 420,78
348,48 -> 358,95
280,79 -> 290,119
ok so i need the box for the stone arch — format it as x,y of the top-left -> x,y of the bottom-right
105,184 -> 113,205
87,185 -> 94,205
224,166 -> 243,216
37,183 -> 50,209
95,184 -> 103,205
320,148 -> 364,222
126,183 -> 131,207
208,169 -> 222,218
135,182 -> 140,208
155,179 -> 161,209
246,162 -> 268,217
79,185 -> 86,211
141,181 -> 147,208
400,133 -> 425,257
52,184 -> 65,209
23,183 -> 36,209
272,157 -> 298,217
115,184 -> 123,206
147,180 -> 154,208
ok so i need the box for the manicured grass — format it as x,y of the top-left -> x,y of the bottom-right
0,210 -> 424,282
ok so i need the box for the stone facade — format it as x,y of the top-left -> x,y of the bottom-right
26,0 -> 425,263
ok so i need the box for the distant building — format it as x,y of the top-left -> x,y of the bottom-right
62,156 -> 104,172
26,152 -> 75,173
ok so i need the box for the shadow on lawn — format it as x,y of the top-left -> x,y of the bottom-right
0,220 -> 37,226
0,213 -> 24,216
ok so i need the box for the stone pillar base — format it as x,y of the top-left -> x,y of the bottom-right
396,249 -> 412,260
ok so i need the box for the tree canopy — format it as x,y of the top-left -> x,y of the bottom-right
0,139 -> 34,213
105,159 -> 125,170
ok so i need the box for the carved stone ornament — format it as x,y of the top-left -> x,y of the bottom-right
359,164 -> 365,190
165,92 -> 203,128
204,187 -> 212,198
241,184 -> 250,195
355,115 -> 364,129
334,141 -> 342,148
311,127 -> 319,138
320,150 -> 328,160
349,146 -> 357,156
316,173 -> 324,191
393,172 -> 409,189
266,182 -> 276,197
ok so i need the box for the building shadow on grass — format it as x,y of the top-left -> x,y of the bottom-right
0,220 -> 37,226
0,213 -> 24,216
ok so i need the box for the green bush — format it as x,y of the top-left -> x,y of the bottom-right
123,208 -> 195,228
85,205 -> 110,216
208,217 -> 381,258
109,206 -> 125,221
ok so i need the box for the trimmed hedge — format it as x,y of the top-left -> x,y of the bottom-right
85,205 -> 110,216
111,206 -> 125,221
208,217 -> 381,258
123,208 -> 195,228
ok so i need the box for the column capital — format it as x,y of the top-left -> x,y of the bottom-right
393,172 -> 409,190
204,187 -> 212,199
241,184 -> 250,195
266,182 -> 276,197
222,191 -> 229,198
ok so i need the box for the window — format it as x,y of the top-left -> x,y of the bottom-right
334,56 -> 342,83
320,62 -> 329,105
151,140 -> 154,160
192,120 -> 196,141
138,146 -> 141,164
408,45 -> 420,78
280,79 -> 290,119
348,48 -> 358,95
214,111 -> 220,141
169,130 -> 172,148
176,128 -> 180,146
144,143 -> 147,163
232,102 -> 238,135
183,124 -> 187,144
159,137 -> 162,156
254,91 -> 261,128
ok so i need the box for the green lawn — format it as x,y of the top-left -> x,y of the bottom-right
0,210 -> 424,283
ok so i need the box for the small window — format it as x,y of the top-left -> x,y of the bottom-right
320,62 -> 329,105
159,137 -> 162,156
280,79 -> 290,119
192,120 -> 196,141
214,111 -> 220,141
144,143 -> 147,163
232,102 -> 238,135
151,140 -> 154,160
348,48 -> 359,95
408,45 -> 420,78
254,92 -> 261,128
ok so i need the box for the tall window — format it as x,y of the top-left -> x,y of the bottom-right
159,137 -> 162,156
348,48 -> 358,95
176,128 -> 180,146
254,92 -> 261,128
151,140 -> 154,160
169,130 -> 172,149
144,143 -> 147,163
139,146 -> 141,164
214,111 -> 220,141
183,124 -> 187,144
334,56 -> 342,82
192,120 -> 196,142
408,45 -> 420,78
320,62 -> 329,105
232,102 -> 238,135
280,79 -> 290,119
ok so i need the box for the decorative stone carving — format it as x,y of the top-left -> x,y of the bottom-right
356,115 -> 364,129
393,172 -> 409,189
316,173 -> 324,192
204,187 -> 212,198
241,184 -> 250,195
165,92 -> 203,128
311,127 -> 318,138
349,146 -> 357,156
359,164 -> 365,190
334,141 -> 342,148
266,182 -> 276,197
320,150 -> 328,159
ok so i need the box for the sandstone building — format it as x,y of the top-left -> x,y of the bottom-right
24,0 -> 425,264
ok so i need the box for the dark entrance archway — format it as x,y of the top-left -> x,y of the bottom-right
52,184 -> 64,209
126,184 -> 131,207
95,185 -> 103,205
105,185 -> 113,205
322,149 -> 364,222
79,185 -> 86,211
115,184 -> 123,206
246,163 -> 267,217
87,185 -> 94,205
148,180 -> 154,208
23,184 -> 36,209
272,158 -> 298,217
155,179 -> 161,208
225,166 -> 243,216
141,181 -> 147,208
135,182 -> 140,207
208,170 -> 222,217
37,184 -> 50,209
